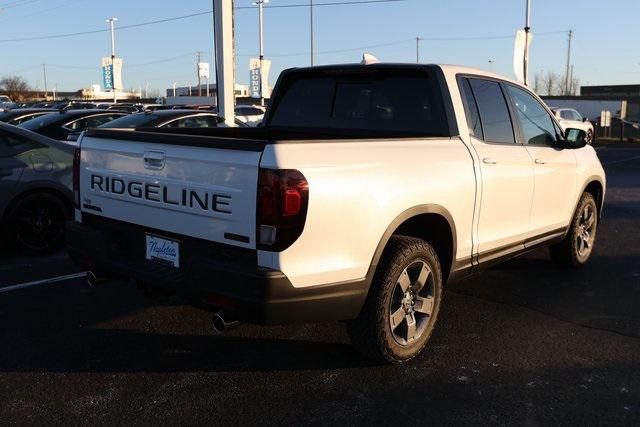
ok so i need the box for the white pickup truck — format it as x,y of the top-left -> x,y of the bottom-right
67,64 -> 605,363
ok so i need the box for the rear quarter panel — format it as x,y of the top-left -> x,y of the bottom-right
259,138 -> 476,288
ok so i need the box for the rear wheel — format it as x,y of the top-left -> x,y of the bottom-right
549,192 -> 598,267
4,192 -> 70,254
347,236 -> 443,364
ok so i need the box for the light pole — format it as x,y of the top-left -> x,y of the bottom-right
254,0 -> 268,105
106,17 -> 118,103
488,59 -> 494,71
523,0 -> 530,86
310,0 -> 314,66
173,82 -> 177,97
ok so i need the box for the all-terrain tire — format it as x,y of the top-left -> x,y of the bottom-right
347,236 -> 443,364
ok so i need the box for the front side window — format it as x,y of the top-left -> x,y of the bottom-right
571,110 -> 583,121
506,84 -> 559,146
468,78 -> 515,144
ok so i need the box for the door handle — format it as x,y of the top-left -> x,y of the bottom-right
482,157 -> 497,165
534,158 -> 546,165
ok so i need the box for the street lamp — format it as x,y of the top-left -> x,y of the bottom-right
488,59 -> 494,71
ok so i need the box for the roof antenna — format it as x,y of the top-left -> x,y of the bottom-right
361,53 -> 380,65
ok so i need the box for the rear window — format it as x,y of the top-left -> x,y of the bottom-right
98,113 -> 160,128
268,69 -> 449,137
18,113 -> 63,130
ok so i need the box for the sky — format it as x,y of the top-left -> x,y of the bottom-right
0,0 -> 638,94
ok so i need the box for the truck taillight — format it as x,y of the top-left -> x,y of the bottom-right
257,168 -> 309,251
72,148 -> 81,208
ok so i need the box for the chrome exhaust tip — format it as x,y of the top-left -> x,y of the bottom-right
212,311 -> 241,335
86,271 -> 98,287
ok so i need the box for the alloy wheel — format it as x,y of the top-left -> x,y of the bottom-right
389,260 -> 435,346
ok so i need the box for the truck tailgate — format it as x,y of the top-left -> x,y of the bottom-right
78,131 -> 264,249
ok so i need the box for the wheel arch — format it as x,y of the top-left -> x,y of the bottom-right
366,205 -> 457,286
581,177 -> 605,218
1,185 -> 73,227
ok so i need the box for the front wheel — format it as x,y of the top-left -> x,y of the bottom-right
549,192 -> 598,267
347,236 -> 443,364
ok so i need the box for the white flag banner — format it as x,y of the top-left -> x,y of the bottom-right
513,29 -> 533,85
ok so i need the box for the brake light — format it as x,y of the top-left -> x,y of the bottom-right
257,168 -> 309,251
72,148 -> 81,208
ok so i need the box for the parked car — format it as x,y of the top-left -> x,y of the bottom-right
0,95 -> 15,109
98,109 -> 246,129
67,63 -> 605,363
0,123 -> 74,252
235,104 -> 266,126
0,108 -> 57,126
18,109 -> 128,141
551,108 -> 595,143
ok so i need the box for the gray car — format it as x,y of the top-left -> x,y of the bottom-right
0,122 -> 73,253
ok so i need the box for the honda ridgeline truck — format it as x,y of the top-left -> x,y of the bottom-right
66,64 -> 605,363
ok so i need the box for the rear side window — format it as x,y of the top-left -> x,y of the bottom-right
468,78 -> 515,144
459,78 -> 483,139
269,69 -> 449,137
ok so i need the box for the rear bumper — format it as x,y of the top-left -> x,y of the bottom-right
65,217 -> 368,324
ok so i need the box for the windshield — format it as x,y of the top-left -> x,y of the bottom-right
268,68 -> 450,137
98,113 -> 159,128
18,113 -> 64,130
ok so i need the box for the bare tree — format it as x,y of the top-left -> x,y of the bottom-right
532,71 -> 544,94
0,75 -> 31,101
542,71 -> 561,96
569,77 -> 581,96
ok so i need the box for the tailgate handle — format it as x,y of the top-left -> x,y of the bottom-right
143,151 -> 165,169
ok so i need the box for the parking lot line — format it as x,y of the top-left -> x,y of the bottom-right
0,272 -> 87,294
603,154 -> 640,165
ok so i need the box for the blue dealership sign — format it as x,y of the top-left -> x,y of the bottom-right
250,68 -> 261,99
102,64 -> 114,90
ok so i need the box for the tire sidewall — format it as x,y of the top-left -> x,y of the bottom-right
6,192 -> 69,253
377,242 -> 443,361
569,194 -> 597,265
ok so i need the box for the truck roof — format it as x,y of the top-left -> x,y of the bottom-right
281,63 -> 522,87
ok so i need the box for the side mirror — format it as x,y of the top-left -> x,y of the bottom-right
582,117 -> 587,122
564,128 -> 587,148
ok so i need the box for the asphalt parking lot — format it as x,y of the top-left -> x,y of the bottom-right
1,144 -> 639,425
